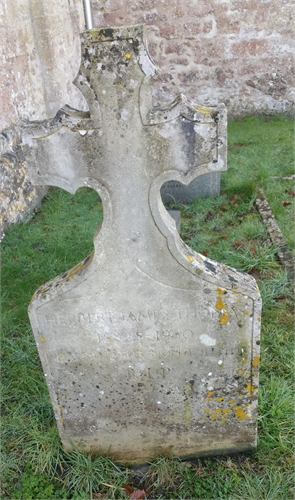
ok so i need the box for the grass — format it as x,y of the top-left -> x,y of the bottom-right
1,114 -> 294,499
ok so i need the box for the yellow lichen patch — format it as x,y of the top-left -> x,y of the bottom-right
211,413 -> 218,419
238,369 -> 243,374
216,396 -> 224,403
60,417 -> 65,423
58,407 -> 63,413
66,262 -> 83,280
216,287 -> 226,294
207,391 -> 214,396
228,399 -> 236,405
218,342 -> 223,346
124,52 -> 132,59
234,406 -> 248,420
219,311 -> 230,325
253,355 -> 260,368
204,408 -> 210,413
215,408 -> 221,413
246,382 -> 253,392
245,382 -> 258,397
216,295 -> 225,311
186,255 -> 194,262
244,311 -> 249,315
257,317 -> 261,322
221,408 -> 231,414
39,336 -> 46,342
194,105 -> 213,118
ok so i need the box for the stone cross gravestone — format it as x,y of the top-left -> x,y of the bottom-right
23,25 -> 261,463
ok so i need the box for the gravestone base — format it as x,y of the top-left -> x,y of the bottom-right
29,249 -> 260,464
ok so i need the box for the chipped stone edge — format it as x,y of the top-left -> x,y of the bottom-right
255,189 -> 294,279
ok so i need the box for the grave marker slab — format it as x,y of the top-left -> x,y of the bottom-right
23,25 -> 261,464
161,172 -> 220,203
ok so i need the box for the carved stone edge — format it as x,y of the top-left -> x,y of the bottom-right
255,189 -> 294,279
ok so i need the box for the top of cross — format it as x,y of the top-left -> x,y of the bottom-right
20,24 -> 257,295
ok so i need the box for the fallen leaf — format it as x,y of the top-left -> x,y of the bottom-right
93,493 -> 103,499
250,246 -> 256,255
130,490 -> 146,499
205,210 -> 214,221
233,241 -> 243,249
282,200 -> 291,206
230,195 -> 240,204
286,190 -> 295,197
221,233 -> 228,239
123,484 -> 134,495
202,250 -> 209,256
123,484 -> 146,499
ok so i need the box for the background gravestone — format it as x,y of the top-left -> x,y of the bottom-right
23,25 -> 261,464
161,172 -> 220,203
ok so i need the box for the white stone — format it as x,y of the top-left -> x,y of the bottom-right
25,24 -> 261,464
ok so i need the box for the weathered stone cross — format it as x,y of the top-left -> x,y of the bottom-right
23,25 -> 261,463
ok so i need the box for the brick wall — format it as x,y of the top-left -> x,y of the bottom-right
1,0 -> 294,131
92,0 -> 295,117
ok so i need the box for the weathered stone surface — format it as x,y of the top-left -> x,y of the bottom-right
25,25 -> 261,464
0,125 -> 47,240
161,173 -> 220,203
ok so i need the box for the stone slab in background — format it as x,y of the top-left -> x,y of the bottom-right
167,210 -> 181,233
161,172 -> 220,203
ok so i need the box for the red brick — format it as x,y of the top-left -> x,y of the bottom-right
183,21 -> 202,39
158,23 -> 178,39
215,67 -> 234,84
231,39 -> 268,57
164,41 -> 185,56
169,57 -> 189,67
215,11 -> 240,35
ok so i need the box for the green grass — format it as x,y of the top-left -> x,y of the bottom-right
1,115 -> 294,499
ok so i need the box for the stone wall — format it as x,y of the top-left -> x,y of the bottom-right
0,0 -> 86,238
92,0 -> 295,117
0,0 -> 294,238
